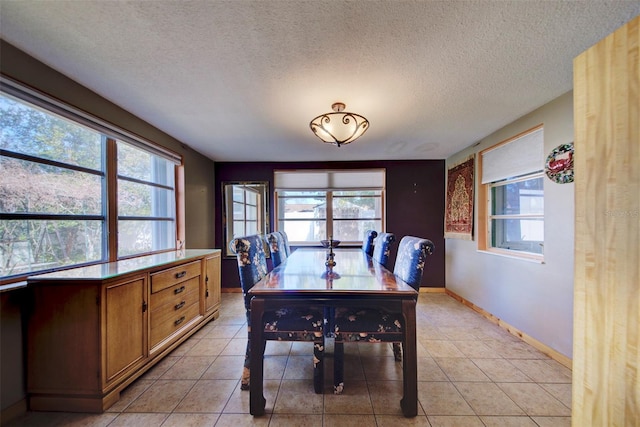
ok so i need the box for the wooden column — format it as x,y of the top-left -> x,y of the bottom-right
573,15 -> 639,426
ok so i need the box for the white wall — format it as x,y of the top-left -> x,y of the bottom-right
446,91 -> 574,358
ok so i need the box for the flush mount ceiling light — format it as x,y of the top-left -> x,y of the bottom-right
309,102 -> 369,147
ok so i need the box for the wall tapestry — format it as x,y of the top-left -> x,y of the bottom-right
445,155 -> 475,240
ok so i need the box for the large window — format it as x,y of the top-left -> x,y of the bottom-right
479,126 -> 544,260
274,170 -> 385,244
0,79 -> 182,281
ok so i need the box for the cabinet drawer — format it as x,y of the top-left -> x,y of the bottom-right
151,260 -> 201,293
150,287 -> 199,330
150,276 -> 200,310
150,301 -> 200,348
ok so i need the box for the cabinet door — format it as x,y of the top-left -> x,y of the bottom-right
204,252 -> 221,313
104,276 -> 147,383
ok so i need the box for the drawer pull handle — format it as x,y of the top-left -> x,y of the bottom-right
175,316 -> 185,326
174,286 -> 185,294
175,301 -> 185,310
175,271 -> 187,279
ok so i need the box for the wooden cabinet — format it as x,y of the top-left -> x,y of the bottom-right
26,249 -> 221,413
104,277 -> 147,384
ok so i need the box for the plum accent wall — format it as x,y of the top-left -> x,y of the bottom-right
215,160 -> 446,289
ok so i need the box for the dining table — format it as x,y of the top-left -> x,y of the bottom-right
248,247 -> 419,417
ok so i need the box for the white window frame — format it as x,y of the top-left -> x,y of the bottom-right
478,126 -> 544,261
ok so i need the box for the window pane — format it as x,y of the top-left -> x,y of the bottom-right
278,220 -> 326,241
333,195 -> 381,219
246,205 -> 258,220
277,192 -> 327,242
1,157 -> 103,215
492,177 -> 544,215
117,142 -> 174,187
0,219 -> 103,277
491,218 -> 544,254
232,186 -> 244,202
118,220 -> 175,257
233,220 -> 246,237
233,202 -> 245,220
118,179 -> 175,217
0,94 -> 103,170
246,221 -> 258,235
333,219 -> 382,242
245,190 -> 257,205
277,193 -> 326,220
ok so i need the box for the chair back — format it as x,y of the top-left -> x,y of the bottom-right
266,231 -> 288,267
279,230 -> 291,256
230,234 -> 269,310
372,232 -> 396,268
393,236 -> 435,290
362,230 -> 378,257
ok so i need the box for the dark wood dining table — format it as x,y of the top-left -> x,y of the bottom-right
248,247 -> 419,417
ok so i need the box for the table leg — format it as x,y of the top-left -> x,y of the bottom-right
333,341 -> 344,394
400,298 -> 418,417
249,298 -> 266,416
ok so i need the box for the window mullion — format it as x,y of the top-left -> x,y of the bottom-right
106,137 -> 118,262
244,189 -> 249,235
326,191 -> 333,239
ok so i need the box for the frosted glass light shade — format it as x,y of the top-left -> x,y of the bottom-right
309,102 -> 369,147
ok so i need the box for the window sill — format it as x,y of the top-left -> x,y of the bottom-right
0,280 -> 28,293
477,249 -> 545,264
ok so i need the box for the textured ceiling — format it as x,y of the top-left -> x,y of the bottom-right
1,1 -> 639,162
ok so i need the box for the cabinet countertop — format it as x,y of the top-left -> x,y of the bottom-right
27,249 -> 219,283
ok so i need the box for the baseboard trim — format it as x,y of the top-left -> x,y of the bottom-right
445,289 -> 573,370
0,398 -> 27,426
419,287 -> 446,293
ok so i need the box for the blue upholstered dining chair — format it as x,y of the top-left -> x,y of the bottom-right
362,230 -> 378,257
279,230 -> 291,256
371,232 -> 396,268
333,230 -> 395,381
332,235 -> 435,394
266,231 -> 288,267
230,234 -> 326,393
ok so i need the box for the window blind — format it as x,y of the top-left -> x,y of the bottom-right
481,127 -> 544,184
274,169 -> 385,190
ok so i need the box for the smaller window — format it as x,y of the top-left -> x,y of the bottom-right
478,126 -> 544,260
222,182 -> 269,256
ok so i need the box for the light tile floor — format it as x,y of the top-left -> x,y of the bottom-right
9,292 -> 572,427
